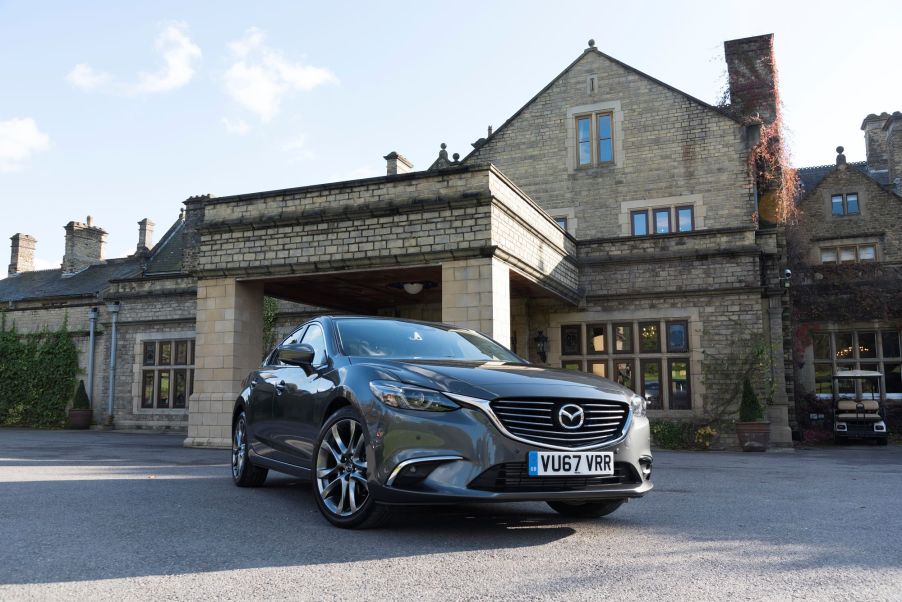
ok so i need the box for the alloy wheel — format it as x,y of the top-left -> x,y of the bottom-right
232,417 -> 247,479
316,418 -> 369,517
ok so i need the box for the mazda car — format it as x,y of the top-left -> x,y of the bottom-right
231,316 -> 653,528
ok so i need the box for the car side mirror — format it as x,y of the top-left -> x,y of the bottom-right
278,343 -> 315,367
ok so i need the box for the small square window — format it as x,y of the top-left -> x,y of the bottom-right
554,216 -> 568,231
597,114 -> 613,163
159,342 -> 172,366
812,333 -> 831,360
588,360 -> 608,378
562,360 -> 583,371
142,342 -> 156,366
666,321 -> 689,353
577,117 -> 592,167
859,332 -> 877,359
587,324 -> 607,354
561,325 -> 582,356
820,248 -> 837,264
614,360 -> 634,389
141,371 -> 154,409
614,323 -> 633,353
669,359 -> 691,410
882,332 -> 901,358
653,208 -> 671,234
156,370 -> 171,409
859,245 -> 876,262
831,195 -> 844,216
846,193 -> 859,215
639,321 -> 660,353
676,206 -> 694,233
631,210 -> 649,236
641,360 -> 662,408
839,247 -> 856,263
834,332 -> 854,360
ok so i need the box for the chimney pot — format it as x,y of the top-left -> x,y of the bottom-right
62,219 -> 106,274
723,34 -> 779,125
8,233 -> 36,276
136,218 -> 155,253
383,151 -> 413,176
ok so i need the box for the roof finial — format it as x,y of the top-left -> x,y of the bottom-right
836,145 -> 847,167
588,39 -> 596,48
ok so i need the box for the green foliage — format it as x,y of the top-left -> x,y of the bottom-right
0,316 -> 80,428
73,380 -> 91,410
739,377 -> 764,422
649,420 -> 696,449
262,296 -> 279,356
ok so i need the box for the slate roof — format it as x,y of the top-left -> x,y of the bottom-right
797,161 -> 894,199
0,258 -> 142,302
144,218 -> 187,275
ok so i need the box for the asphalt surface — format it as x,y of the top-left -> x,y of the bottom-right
1,429 -> 900,601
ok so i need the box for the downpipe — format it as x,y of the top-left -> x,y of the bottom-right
106,301 -> 120,425
86,307 -> 98,403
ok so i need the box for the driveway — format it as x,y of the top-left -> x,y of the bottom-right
1,429 -> 900,601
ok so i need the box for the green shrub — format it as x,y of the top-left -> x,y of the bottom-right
0,316 -> 80,428
73,380 -> 90,410
649,420 -> 695,449
738,377 -> 763,422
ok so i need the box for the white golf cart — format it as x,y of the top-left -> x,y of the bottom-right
832,370 -> 889,445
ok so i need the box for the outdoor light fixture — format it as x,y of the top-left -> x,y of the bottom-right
781,268 -> 792,291
388,281 -> 437,295
534,330 -> 549,363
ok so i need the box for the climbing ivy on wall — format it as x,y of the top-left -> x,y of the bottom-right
262,297 -> 279,356
0,314 -> 80,428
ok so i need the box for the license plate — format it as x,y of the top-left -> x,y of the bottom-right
528,451 -> 614,476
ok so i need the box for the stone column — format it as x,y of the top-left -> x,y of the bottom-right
441,257 -> 511,348
184,277 -> 263,448
764,294 -> 793,447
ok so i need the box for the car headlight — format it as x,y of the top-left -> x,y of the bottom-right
629,394 -> 647,418
369,380 -> 460,412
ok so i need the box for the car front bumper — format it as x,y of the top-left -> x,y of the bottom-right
366,404 -> 653,505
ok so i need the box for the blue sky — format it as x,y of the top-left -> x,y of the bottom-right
1,0 -> 900,268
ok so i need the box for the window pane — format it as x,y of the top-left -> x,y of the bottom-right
837,375 -> 855,395
812,333 -> 831,360
676,206 -> 693,232
839,247 -> 856,263
589,360 -> 607,378
579,142 -> 592,166
554,216 -> 568,231
641,360 -> 661,409
814,364 -> 833,395
159,342 -> 172,366
882,332 -> 901,358
577,117 -> 591,166
654,209 -> 671,234
831,195 -> 844,216
587,324 -> 606,354
597,114 -> 612,139
189,340 -> 195,365
631,211 -> 648,236
639,322 -> 660,353
858,332 -> 877,359
846,193 -> 859,214
301,324 -> 327,365
189,369 -> 194,401
860,364 -> 880,399
834,332 -> 854,360
561,325 -> 582,355
156,371 -> 170,408
175,341 -> 188,366
173,369 -> 188,409
141,371 -> 154,408
666,321 -> 689,352
886,363 -> 902,397
598,139 -> 613,163
820,248 -> 837,263
669,359 -> 691,410
562,360 -> 583,371
614,323 -> 633,353
142,342 -> 155,366
859,245 -> 876,262
614,360 -> 634,390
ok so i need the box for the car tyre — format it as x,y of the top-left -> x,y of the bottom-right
547,499 -> 624,518
312,406 -> 390,529
232,411 -> 268,487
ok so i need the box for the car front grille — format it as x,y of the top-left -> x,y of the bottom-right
469,462 -> 640,492
488,398 -> 630,449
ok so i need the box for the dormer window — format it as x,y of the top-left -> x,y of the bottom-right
831,193 -> 860,216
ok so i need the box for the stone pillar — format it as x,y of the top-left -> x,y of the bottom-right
184,277 -> 263,448
441,257 -> 510,348
764,294 -> 793,447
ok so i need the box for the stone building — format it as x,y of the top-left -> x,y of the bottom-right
791,112 -> 902,429
1,34 -> 797,447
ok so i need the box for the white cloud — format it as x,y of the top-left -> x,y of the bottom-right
32,257 -> 56,271
66,22 -> 201,95
281,134 -> 315,161
66,64 -> 112,91
224,27 -> 337,121
222,117 -> 250,135
0,117 -> 51,173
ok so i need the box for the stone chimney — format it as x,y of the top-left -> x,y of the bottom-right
723,34 -> 779,125
8,233 -> 36,276
861,113 -> 890,172
384,152 -> 413,176
136,218 -> 154,253
62,216 -> 106,274
883,112 -> 902,192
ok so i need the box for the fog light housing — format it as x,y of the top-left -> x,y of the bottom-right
639,457 -> 653,481
836,422 -> 848,432
875,422 -> 886,432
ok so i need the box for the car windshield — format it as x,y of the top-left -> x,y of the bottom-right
335,318 -> 523,363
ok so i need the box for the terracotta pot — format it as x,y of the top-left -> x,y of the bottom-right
735,421 -> 770,452
68,408 -> 92,430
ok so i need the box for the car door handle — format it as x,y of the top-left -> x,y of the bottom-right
275,380 -> 286,395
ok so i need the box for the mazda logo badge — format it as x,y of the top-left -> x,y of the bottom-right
558,403 -> 585,430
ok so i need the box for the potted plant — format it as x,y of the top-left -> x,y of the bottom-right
734,378 -> 770,451
68,380 -> 92,429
